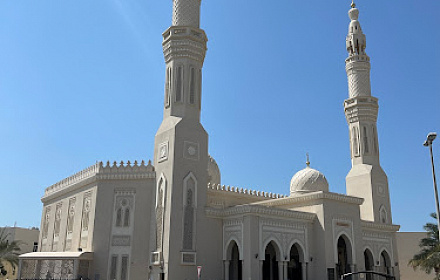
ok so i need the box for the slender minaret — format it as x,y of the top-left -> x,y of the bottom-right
344,2 -> 392,224
151,0 -> 221,279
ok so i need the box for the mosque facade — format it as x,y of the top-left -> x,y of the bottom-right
18,1 -> 401,280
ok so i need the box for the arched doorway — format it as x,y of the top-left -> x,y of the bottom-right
364,249 -> 374,280
288,244 -> 303,280
263,241 -> 280,280
379,251 -> 391,275
225,240 -> 242,280
336,235 -> 352,279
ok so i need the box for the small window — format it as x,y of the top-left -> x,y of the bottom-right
33,242 -> 38,252
116,208 -> 122,227
123,208 -> 130,227
110,255 -> 118,280
121,255 -> 129,280
363,126 -> 369,154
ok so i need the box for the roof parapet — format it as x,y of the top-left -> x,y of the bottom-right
44,160 -> 155,198
207,182 -> 287,199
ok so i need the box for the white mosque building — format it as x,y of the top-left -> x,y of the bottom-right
18,1 -> 401,280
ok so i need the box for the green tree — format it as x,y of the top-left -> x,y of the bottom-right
0,228 -> 21,276
409,213 -> 440,280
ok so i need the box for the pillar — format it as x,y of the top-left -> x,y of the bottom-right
302,263 -> 307,280
259,260 -> 263,280
278,261 -> 283,280
224,260 -> 230,280
283,261 -> 288,280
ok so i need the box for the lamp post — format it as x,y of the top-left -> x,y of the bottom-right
424,132 -> 439,233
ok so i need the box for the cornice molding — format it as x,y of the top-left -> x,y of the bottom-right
250,191 -> 364,207
205,205 -> 315,222
361,220 -> 400,232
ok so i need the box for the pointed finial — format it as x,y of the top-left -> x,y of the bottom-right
351,0 -> 356,8
306,153 -> 310,167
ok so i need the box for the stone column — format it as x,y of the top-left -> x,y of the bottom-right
259,260 -> 264,280
73,259 -> 79,279
302,263 -> 307,280
283,261 -> 288,280
224,260 -> 230,280
278,261 -> 284,280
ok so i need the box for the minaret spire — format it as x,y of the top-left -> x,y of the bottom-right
344,4 -> 393,224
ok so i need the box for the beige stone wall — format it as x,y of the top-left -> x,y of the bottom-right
396,232 -> 434,280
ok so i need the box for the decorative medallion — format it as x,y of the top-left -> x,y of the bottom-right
184,141 -> 199,161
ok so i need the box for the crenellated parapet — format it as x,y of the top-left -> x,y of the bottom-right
207,183 -> 287,199
43,160 -> 155,199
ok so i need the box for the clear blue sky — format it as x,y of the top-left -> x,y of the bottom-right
0,0 -> 438,232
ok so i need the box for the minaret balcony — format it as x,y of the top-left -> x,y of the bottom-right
162,26 -> 207,64
344,96 -> 378,123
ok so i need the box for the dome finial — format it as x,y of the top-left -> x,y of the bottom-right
351,0 -> 356,8
306,153 -> 310,167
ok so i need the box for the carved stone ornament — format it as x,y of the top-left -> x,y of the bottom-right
184,141 -> 199,161
158,141 -> 169,162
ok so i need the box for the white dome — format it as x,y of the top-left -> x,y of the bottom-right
207,155 -> 221,186
290,165 -> 329,195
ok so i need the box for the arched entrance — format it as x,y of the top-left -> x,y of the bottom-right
364,249 -> 374,280
288,244 -> 304,280
379,251 -> 391,275
263,241 -> 280,280
225,240 -> 242,280
337,235 -> 352,279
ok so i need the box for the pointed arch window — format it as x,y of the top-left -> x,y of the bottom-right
189,67 -> 196,104
175,66 -> 183,102
352,126 -> 360,157
164,67 -> 171,108
115,198 -> 131,228
372,125 -> 378,154
198,69 -> 202,109
379,206 -> 388,224
156,176 -> 166,251
363,126 -> 369,154
183,173 -> 197,251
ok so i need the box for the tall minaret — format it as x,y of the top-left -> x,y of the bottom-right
151,0 -> 221,279
344,2 -> 392,224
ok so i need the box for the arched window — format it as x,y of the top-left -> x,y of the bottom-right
116,208 -> 122,227
175,66 -> 183,102
198,69 -> 202,109
352,127 -> 360,157
156,176 -> 166,251
164,67 -> 171,107
372,125 -> 378,154
115,198 -> 131,228
363,126 -> 369,154
380,206 -> 388,224
183,174 -> 197,251
189,67 -> 196,104
123,208 -> 130,227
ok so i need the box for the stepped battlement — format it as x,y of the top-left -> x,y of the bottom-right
207,182 -> 287,199
44,160 -> 155,197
